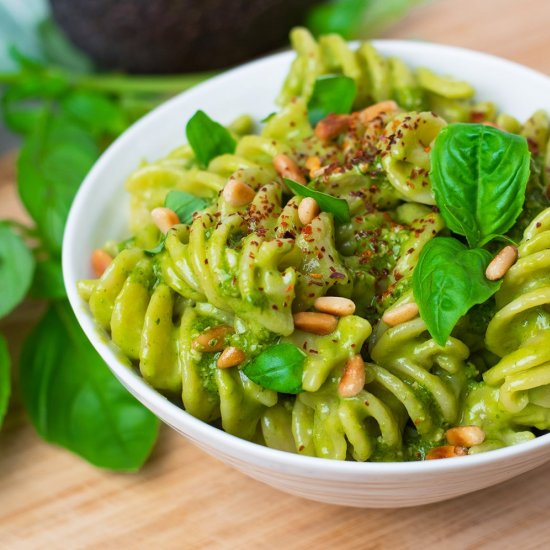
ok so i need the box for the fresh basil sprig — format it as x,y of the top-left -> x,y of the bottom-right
413,238 -> 501,345
165,190 -> 208,225
0,336 -> 10,429
0,223 -> 35,317
186,110 -> 236,168
308,75 -> 357,126
19,302 -> 159,471
243,343 -> 305,394
431,123 -> 531,248
284,177 -> 351,223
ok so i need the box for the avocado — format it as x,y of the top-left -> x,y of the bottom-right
49,0 -> 320,73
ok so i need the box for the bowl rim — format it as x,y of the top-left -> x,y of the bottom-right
63,38 -> 550,475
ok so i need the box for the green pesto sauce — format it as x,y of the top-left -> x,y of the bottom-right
197,353 -> 219,395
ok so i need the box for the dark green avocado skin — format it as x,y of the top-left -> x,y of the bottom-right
49,0 -> 319,73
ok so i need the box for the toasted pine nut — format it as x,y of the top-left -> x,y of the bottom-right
192,325 -> 234,353
338,355 -> 366,397
293,312 -> 338,335
359,100 -> 398,125
314,296 -> 356,317
305,156 -> 322,178
91,249 -> 113,277
315,114 -> 351,141
298,197 -> 320,225
222,179 -> 256,207
273,154 -> 306,184
425,445 -> 468,460
445,426 -> 485,448
485,245 -> 518,281
151,207 -> 179,234
382,302 -> 419,327
217,346 -> 246,368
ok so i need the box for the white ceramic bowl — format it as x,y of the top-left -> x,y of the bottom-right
63,40 -> 550,508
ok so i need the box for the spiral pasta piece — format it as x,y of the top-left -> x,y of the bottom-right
370,314 -> 472,439
484,208 -> 550,420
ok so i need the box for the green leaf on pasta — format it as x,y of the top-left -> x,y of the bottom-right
431,123 -> 531,247
186,110 -> 236,168
0,335 -> 10,429
243,343 -> 305,394
284,177 -> 351,223
19,301 -> 159,471
165,190 -> 208,224
412,237 -> 501,346
0,223 -> 35,318
308,75 -> 357,125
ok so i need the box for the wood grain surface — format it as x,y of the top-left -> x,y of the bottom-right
2,0 -> 550,548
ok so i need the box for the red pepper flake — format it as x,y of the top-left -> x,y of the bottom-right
329,272 -> 345,280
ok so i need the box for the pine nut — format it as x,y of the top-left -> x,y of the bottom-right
151,207 -> 180,234
222,178 -> 256,207
338,355 -> 366,397
315,113 -> 351,141
217,346 -> 246,368
305,156 -> 321,178
485,245 -> 518,281
314,296 -> 356,317
192,325 -> 234,353
293,312 -> 338,335
359,100 -> 398,125
382,302 -> 419,327
273,154 -> 306,184
425,445 -> 468,460
298,197 -> 320,225
91,249 -> 113,277
445,426 -> 485,447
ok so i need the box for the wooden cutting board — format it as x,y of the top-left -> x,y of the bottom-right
3,0 -> 550,547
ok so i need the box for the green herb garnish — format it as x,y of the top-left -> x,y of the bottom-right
186,110 -> 236,168
243,343 -> 305,394
308,75 -> 357,126
431,123 -> 531,248
284,177 -> 351,223
413,238 -> 501,346
414,123 -> 530,343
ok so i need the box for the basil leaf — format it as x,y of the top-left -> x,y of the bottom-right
17,110 -> 99,254
412,237 -> 501,346
306,0 -> 365,39
144,236 -> 166,256
165,190 -> 207,224
31,257 -> 66,299
19,302 -> 159,471
186,110 -> 236,168
308,75 -> 357,126
284,177 -> 351,223
0,335 -> 10,429
61,92 -> 127,137
431,123 -> 531,248
0,223 -> 35,319
261,112 -> 276,123
243,343 -> 305,394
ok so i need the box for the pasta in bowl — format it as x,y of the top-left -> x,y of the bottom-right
63,29 -> 550,507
